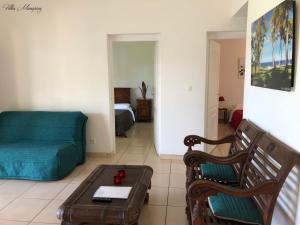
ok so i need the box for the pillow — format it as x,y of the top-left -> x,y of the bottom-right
114,103 -> 131,110
208,193 -> 263,225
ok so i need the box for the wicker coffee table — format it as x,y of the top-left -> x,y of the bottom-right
57,165 -> 153,225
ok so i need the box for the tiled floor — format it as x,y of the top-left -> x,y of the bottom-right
115,122 -> 189,225
0,122 -> 233,225
211,122 -> 235,156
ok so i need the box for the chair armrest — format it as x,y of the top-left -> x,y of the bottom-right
188,179 -> 277,200
184,150 -> 248,167
184,135 -> 235,151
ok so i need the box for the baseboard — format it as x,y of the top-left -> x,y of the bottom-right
86,152 -> 113,158
159,154 -> 183,160
87,152 -> 184,161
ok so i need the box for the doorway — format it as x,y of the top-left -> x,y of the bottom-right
205,31 -> 246,154
107,34 -> 161,155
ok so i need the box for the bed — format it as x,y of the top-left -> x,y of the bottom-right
114,88 -> 135,137
229,106 -> 243,130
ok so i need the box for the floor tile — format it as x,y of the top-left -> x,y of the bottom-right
145,157 -> 172,165
119,153 -> 146,163
0,196 -> 16,210
0,221 -> 28,225
55,182 -> 81,200
171,161 -> 186,174
71,171 -> 90,182
86,156 -> 118,164
115,161 -> 144,165
148,187 -> 168,206
129,139 -> 151,148
148,144 -> 157,152
59,166 -> 85,182
0,198 -> 50,221
82,162 -> 103,171
151,173 -> 170,188
166,206 -> 188,225
71,165 -> 97,182
116,139 -> 130,150
213,143 -> 230,156
33,199 -> 64,223
144,161 -> 171,174
218,123 -> 235,138
126,146 -> 149,154
22,182 -> 68,199
29,223 -> 59,225
0,180 -> 35,198
168,188 -> 186,206
0,123 -> 234,225
139,205 -> 166,225
106,152 -> 125,162
145,151 -> 161,163
169,174 -> 185,188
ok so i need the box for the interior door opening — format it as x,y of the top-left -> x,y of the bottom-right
206,31 -> 246,154
107,34 -> 161,157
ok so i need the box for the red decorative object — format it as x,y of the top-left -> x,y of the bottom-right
114,175 -> 122,185
118,169 -> 126,178
219,96 -> 225,102
231,109 -> 243,130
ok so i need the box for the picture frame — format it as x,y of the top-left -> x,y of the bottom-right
251,0 -> 296,91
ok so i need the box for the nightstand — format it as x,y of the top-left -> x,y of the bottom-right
136,99 -> 152,122
218,108 -> 228,123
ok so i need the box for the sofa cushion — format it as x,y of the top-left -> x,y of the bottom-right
200,163 -> 237,183
0,111 -> 87,163
208,193 -> 263,225
0,142 -> 79,180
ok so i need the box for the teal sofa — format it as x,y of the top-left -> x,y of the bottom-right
0,111 -> 88,181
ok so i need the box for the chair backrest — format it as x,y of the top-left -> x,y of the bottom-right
229,119 -> 264,176
240,134 -> 300,225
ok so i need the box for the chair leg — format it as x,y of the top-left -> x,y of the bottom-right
186,166 -> 194,225
144,192 -> 149,204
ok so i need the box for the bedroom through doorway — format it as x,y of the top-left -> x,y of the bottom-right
206,32 -> 246,155
108,34 -> 160,159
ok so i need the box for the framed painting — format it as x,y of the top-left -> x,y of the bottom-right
251,0 -> 296,91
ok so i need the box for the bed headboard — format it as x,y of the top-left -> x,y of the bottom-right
114,88 -> 131,103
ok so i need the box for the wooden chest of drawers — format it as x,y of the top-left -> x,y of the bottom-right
136,99 -> 152,122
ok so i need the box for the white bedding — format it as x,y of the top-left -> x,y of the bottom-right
114,103 -> 135,121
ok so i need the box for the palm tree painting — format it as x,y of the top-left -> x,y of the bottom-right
251,0 -> 295,91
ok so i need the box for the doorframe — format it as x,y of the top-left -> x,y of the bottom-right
107,33 -> 162,154
204,31 -> 246,152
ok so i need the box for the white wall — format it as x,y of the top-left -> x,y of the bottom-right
112,41 -> 155,107
0,0 -> 246,154
232,0 -> 248,16
244,0 -> 300,157
244,0 -> 300,224
218,39 -> 246,109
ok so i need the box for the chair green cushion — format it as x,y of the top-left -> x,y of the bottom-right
200,163 -> 237,183
208,193 -> 263,225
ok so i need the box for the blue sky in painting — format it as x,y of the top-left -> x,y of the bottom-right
251,4 -> 294,66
